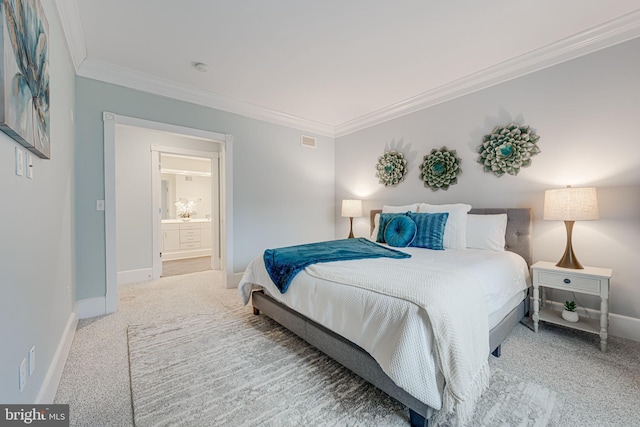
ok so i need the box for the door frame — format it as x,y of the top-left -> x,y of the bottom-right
103,112 -> 234,314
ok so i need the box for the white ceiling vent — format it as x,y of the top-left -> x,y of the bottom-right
300,134 -> 317,149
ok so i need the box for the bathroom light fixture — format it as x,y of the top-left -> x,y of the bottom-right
341,199 -> 362,239
544,186 -> 599,269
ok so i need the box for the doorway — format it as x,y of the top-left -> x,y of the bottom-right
152,150 -> 220,278
103,112 -> 234,314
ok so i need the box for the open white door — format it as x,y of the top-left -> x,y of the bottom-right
151,151 -> 163,279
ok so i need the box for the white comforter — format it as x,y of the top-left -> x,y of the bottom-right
239,247 -> 529,413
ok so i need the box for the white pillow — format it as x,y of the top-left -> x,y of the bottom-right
417,203 -> 472,249
382,204 -> 418,213
370,213 -> 380,241
466,214 -> 507,251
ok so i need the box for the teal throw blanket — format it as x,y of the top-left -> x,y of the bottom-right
263,237 -> 411,293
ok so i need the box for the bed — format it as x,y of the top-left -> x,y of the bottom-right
239,207 -> 532,426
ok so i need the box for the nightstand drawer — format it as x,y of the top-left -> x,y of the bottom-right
538,271 -> 601,293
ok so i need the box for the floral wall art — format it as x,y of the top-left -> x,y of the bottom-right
0,0 -> 50,159
477,123 -> 540,177
419,146 -> 461,191
375,150 -> 407,187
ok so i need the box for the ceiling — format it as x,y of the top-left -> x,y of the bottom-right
56,1 -> 640,137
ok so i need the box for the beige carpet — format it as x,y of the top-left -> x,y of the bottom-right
55,271 -> 640,427
128,309 -> 563,426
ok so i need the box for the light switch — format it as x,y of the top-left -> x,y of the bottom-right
96,200 -> 105,211
26,153 -> 33,179
15,147 -> 24,176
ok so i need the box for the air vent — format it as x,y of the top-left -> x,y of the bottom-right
300,134 -> 317,149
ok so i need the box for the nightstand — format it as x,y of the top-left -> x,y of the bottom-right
531,261 -> 613,351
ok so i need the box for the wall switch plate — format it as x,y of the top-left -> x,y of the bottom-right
26,153 -> 33,179
15,147 -> 24,176
19,359 -> 27,392
96,200 -> 105,211
29,345 -> 35,375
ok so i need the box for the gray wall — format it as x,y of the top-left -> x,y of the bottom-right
0,2 -> 76,402
335,38 -> 640,322
75,78 -> 335,299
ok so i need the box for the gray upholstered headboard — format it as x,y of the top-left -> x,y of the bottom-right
370,208 -> 532,266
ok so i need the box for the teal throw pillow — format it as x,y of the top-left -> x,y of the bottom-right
408,212 -> 448,250
383,215 -> 417,247
377,212 -> 409,243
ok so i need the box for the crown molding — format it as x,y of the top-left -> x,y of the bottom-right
53,0 -> 87,72
334,10 -> 640,137
77,58 -> 335,137
55,2 -> 640,139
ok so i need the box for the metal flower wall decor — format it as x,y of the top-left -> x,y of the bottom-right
0,0 -> 50,159
419,146 -> 461,191
477,123 -> 540,177
375,150 -> 407,187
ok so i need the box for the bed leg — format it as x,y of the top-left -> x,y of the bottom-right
252,307 -> 260,315
492,345 -> 501,358
409,409 -> 428,427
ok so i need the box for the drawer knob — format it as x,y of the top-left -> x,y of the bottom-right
563,278 -> 571,284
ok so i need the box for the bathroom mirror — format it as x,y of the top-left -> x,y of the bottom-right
160,154 -> 212,220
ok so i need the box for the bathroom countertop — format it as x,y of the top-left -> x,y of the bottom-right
162,218 -> 211,224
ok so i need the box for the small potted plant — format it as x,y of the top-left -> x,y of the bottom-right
562,301 -> 579,323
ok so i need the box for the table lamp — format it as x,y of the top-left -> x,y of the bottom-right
341,199 -> 362,238
543,186 -> 599,269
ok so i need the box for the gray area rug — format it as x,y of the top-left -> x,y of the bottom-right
128,308 -> 563,427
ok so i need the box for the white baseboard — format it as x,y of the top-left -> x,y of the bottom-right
542,300 -> 639,342
609,312 -> 640,342
76,297 -> 106,319
162,249 -> 212,261
227,272 -> 243,289
117,268 -> 153,285
35,310 -> 78,403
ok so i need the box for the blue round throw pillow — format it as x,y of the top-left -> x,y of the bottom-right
383,215 -> 417,247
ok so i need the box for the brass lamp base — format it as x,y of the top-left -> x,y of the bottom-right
347,217 -> 355,238
556,220 -> 584,269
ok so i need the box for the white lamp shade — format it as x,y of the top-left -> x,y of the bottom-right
544,187 -> 599,221
341,199 -> 363,218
